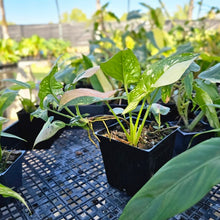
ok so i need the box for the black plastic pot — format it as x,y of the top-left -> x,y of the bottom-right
96,121 -> 177,196
0,150 -> 25,207
173,124 -> 214,156
1,109 -> 59,150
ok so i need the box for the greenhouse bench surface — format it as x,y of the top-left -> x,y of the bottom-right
0,128 -> 219,220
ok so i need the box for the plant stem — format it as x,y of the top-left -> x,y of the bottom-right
48,108 -> 73,119
105,102 -> 129,137
64,106 -> 76,117
188,111 -> 204,131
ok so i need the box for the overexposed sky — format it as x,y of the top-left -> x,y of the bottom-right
4,0 -> 219,25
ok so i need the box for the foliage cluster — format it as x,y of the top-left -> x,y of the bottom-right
0,35 -> 71,64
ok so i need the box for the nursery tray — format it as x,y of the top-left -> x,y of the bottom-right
0,128 -> 219,220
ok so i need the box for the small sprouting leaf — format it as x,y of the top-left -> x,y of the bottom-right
150,103 -> 170,115
34,117 -> 65,147
112,107 -> 124,115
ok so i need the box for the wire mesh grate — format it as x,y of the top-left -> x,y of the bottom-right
0,128 -> 219,220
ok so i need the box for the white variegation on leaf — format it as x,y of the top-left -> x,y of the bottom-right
150,103 -> 170,115
153,58 -> 197,88
34,117 -> 65,147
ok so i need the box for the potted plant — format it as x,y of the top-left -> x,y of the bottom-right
0,88 -> 30,210
170,61 -> 220,155
2,78 -> 59,150
56,49 -> 198,195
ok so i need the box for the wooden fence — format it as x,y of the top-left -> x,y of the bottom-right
1,20 -> 220,47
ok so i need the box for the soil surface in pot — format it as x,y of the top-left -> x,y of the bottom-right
103,121 -> 175,149
0,150 -> 21,173
180,121 -> 209,133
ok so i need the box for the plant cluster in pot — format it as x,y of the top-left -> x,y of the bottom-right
2,79 -> 59,150
170,61 -> 220,156
0,88 -> 30,211
57,49 -> 199,195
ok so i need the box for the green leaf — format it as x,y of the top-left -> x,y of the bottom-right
120,137 -> 220,220
0,90 -> 17,116
198,63 -> 220,83
34,117 -> 65,147
31,108 -> 48,121
184,72 -> 193,99
38,63 -> 63,108
0,184 -> 31,213
194,83 -> 219,129
123,53 -> 198,114
1,132 -> 26,142
3,79 -> 32,90
100,48 -> 141,87
82,54 -> 93,69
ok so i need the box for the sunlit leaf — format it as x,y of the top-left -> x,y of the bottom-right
38,62 -> 63,108
60,89 -> 117,107
0,184 -> 31,213
100,48 -> 141,86
123,53 -> 198,114
34,117 -> 65,147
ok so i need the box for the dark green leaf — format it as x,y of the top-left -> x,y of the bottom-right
100,49 -> 141,87
38,63 -> 63,108
120,138 -> 220,220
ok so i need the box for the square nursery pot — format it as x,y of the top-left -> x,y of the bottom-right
96,121 -> 177,196
0,150 -> 25,207
173,123 -> 214,156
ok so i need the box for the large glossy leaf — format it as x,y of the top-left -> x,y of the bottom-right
100,48 -> 141,87
194,83 -> 219,129
38,63 -> 63,108
34,117 -> 65,147
198,63 -> 220,83
123,53 -> 198,114
120,137 -> 220,220
60,89 -> 117,107
0,184 -> 31,213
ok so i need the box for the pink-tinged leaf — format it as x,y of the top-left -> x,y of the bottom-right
73,66 -> 100,84
60,88 -> 117,106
